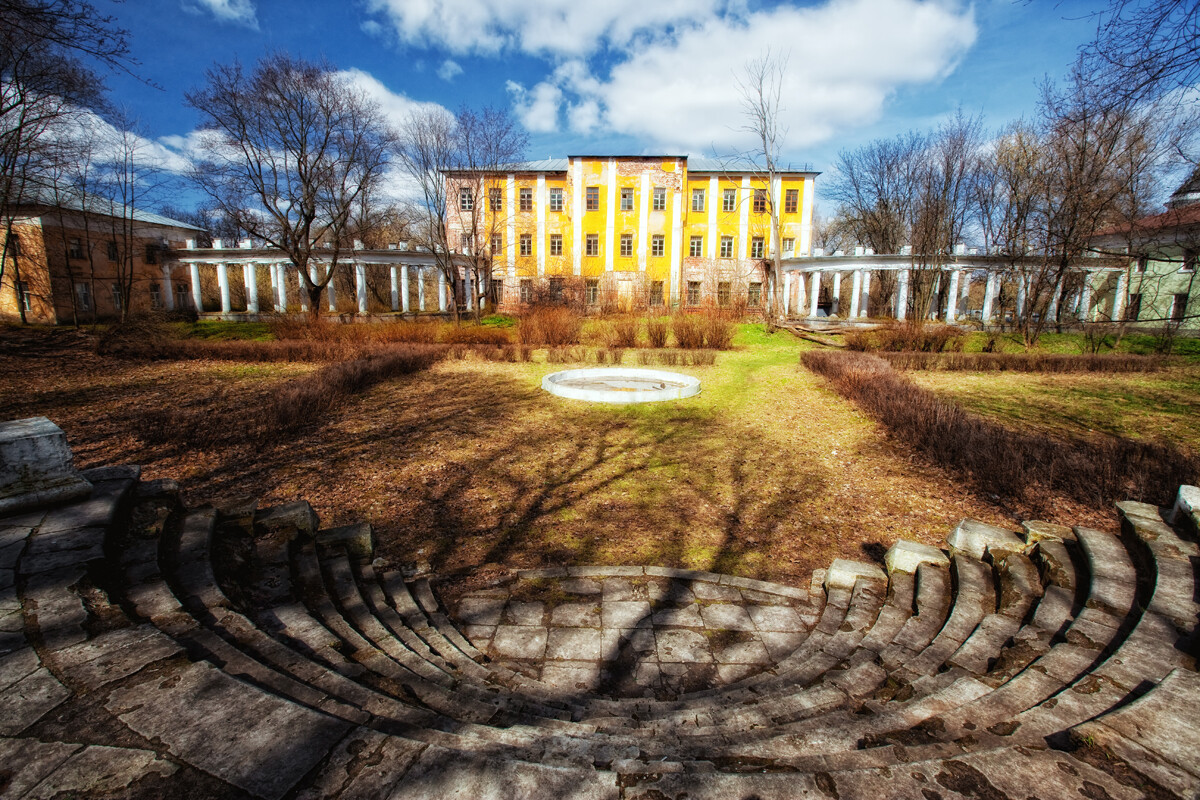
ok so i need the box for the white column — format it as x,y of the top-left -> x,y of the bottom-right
189,262 -> 203,312
783,271 -> 792,316
896,269 -> 909,321
831,271 -> 842,316
390,266 -> 399,312
958,270 -> 971,318
417,268 -> 426,311
1046,273 -> 1064,322
809,272 -> 820,317
859,271 -> 871,318
355,263 -> 367,314
795,267 -> 806,314
478,271 -> 486,312
276,264 -> 288,310
945,269 -> 959,321
245,263 -> 259,313
326,264 -> 337,312
1079,272 -> 1094,321
217,263 -> 231,313
1112,269 -> 1128,321
162,265 -> 175,311
982,272 -> 999,323
438,270 -> 447,312
401,265 -> 411,313
849,270 -> 861,318
1015,273 -> 1028,320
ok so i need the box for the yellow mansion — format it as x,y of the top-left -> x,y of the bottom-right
445,155 -> 816,310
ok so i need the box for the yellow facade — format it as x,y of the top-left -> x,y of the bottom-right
446,155 -> 815,308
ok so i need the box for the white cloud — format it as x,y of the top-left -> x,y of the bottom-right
506,80 -> 562,133
436,59 -> 464,82
336,68 -> 453,129
362,0 -> 724,57
183,0 -> 259,29
519,0 -> 977,152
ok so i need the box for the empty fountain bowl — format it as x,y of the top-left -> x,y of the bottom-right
542,367 -> 701,404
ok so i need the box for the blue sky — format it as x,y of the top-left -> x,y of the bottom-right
95,0 -> 1106,203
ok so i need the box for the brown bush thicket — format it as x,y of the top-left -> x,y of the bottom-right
635,349 -> 717,367
802,351 -> 1197,508
672,310 -> 735,350
646,318 -> 668,349
879,352 -> 1165,373
546,346 -> 589,363
440,325 -> 511,346
601,317 -> 641,349
141,344 -> 445,448
844,323 -> 966,353
595,348 -> 624,365
269,316 -> 441,345
517,307 -> 583,346
672,314 -> 705,349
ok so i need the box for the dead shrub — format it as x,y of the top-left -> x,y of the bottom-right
606,317 -> 641,349
672,314 -> 706,349
702,313 -> 735,350
802,350 -> 1197,508
646,318 -> 668,349
843,323 -> 966,353
518,307 -> 583,346
441,325 -> 511,346
879,352 -> 1164,373
546,346 -> 587,363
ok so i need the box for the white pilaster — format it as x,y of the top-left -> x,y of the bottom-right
982,272 -> 999,323
217,263 -> 231,313
245,263 -> 259,313
738,176 -> 750,261
799,175 -> 814,256
849,270 -> 861,318
859,271 -> 871,317
355,263 -> 367,313
638,170 -> 650,271
536,173 -> 546,276
945,269 -> 959,321
506,173 -> 516,273
161,265 -> 174,311
768,175 -> 781,256
809,272 -> 820,317
605,157 -> 616,272
572,158 -> 583,276
670,167 -> 683,305
707,175 -> 718,259
831,271 -> 842,316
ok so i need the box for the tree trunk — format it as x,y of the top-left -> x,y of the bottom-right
307,285 -> 323,320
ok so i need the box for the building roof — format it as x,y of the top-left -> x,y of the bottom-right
16,185 -> 206,232
1093,203 -> 1200,244
454,155 -> 819,176
1167,166 -> 1200,210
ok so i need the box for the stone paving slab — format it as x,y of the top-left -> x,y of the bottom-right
24,743 -> 177,799
53,625 -> 184,689
0,736 -> 82,798
392,745 -> 620,799
106,660 -> 350,800
0,666 -> 70,735
296,728 -> 426,800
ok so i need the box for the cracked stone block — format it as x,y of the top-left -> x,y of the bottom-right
650,604 -> 703,627
0,738 -> 82,799
541,660 -> 603,692
0,417 -> 93,516
550,602 -> 601,628
745,605 -> 806,632
457,597 -> 505,626
1022,520 -> 1077,544
700,603 -> 756,632
691,581 -> 741,602
0,667 -> 71,735
602,578 -> 640,601
559,578 -> 601,594
25,744 -> 176,799
947,519 -> 1024,559
603,627 -> 657,658
656,629 -> 713,663
503,601 -> 545,626
885,540 -> 950,573
546,627 -> 603,661
715,639 -> 771,665
602,600 -> 651,629
758,630 -> 808,660
463,625 -> 495,649
717,663 -> 759,684
491,626 -> 547,660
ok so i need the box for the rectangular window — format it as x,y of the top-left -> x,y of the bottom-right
751,237 -> 764,259
75,281 -> 91,311
15,281 -> 31,311
1127,293 -> 1142,320
460,233 -> 473,253
586,186 -> 599,211
111,282 -> 122,311
691,188 -> 705,212
652,187 -> 666,211
459,187 -> 473,211
489,187 -> 502,211
107,241 -> 118,261
520,278 -> 533,303
650,281 -> 664,307
783,237 -> 795,254
717,281 -> 731,307
519,187 -> 532,211
1183,249 -> 1197,272
5,233 -> 20,257
144,244 -> 159,265
785,188 -> 799,214
723,188 -> 736,213
753,189 -> 767,214
1172,293 -> 1189,321
748,282 -> 762,307
586,279 -> 599,306
549,187 -> 563,212
68,237 -> 83,259
491,233 -> 502,254
720,236 -> 733,258
689,236 -> 703,257
586,233 -> 599,256
149,283 -> 162,310
620,233 -> 633,257
175,282 -> 189,309
550,234 -> 563,256
620,187 -> 634,211
520,233 -> 532,256
651,234 -> 664,257
549,277 -> 564,303
687,280 -> 701,306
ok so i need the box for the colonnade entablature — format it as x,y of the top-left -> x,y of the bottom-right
778,252 -> 1127,324
163,241 -> 480,317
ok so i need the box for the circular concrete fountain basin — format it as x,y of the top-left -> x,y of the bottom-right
542,367 -> 701,404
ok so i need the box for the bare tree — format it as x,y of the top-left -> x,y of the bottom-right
187,53 -> 398,318
1082,0 -> 1200,112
